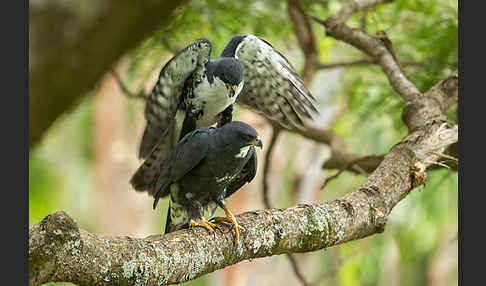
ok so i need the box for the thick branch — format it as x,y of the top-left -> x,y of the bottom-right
312,0 -> 421,101
320,70 -> 458,174
30,121 -> 457,286
310,0 -> 459,176
402,71 -> 458,131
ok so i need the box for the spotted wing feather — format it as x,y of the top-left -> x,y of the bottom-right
234,35 -> 319,129
139,38 -> 212,159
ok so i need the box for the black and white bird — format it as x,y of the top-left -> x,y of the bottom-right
131,34 -> 318,192
146,121 -> 262,243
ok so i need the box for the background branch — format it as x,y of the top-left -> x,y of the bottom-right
312,0 -> 421,101
29,0 -> 185,149
318,58 -> 424,69
262,126 -> 282,209
288,0 -> 320,83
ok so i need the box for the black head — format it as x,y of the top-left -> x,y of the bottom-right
210,57 -> 244,85
217,121 -> 263,149
220,34 -> 248,57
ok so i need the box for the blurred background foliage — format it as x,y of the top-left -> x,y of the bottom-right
30,0 -> 457,285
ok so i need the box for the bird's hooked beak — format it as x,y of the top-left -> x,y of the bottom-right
226,84 -> 238,98
250,138 -> 263,149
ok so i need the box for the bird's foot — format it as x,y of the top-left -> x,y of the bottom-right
190,218 -> 219,233
212,214 -> 246,244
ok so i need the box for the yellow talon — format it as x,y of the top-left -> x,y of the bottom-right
190,218 -> 218,233
212,204 -> 245,244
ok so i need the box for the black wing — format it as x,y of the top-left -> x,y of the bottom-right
150,128 -> 212,208
232,35 -> 319,129
139,38 -> 212,159
131,128 -> 211,195
225,147 -> 258,198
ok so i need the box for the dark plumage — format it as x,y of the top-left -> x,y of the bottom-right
134,121 -> 262,243
131,35 -> 319,194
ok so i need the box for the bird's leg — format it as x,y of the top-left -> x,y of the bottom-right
185,199 -> 219,234
217,104 -> 233,128
212,201 -> 246,244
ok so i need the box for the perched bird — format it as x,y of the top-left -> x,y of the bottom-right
131,34 -> 317,192
139,121 -> 262,243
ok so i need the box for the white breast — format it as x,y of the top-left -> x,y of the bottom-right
194,77 -> 238,127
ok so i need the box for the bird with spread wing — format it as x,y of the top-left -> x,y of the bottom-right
131,34 -> 318,193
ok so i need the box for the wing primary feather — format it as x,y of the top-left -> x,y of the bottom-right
284,67 -> 318,102
138,38 -> 212,159
281,97 -> 306,129
287,92 -> 313,119
233,34 -> 319,130
287,82 -> 319,116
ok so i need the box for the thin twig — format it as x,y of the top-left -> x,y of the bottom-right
109,69 -> 149,100
262,125 -> 282,209
321,155 -> 378,190
288,0 -> 319,83
318,58 -> 424,69
286,254 -> 312,286
430,151 -> 458,162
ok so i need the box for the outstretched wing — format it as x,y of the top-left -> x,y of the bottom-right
139,38 -> 212,159
228,34 -> 319,129
225,147 -> 258,198
145,128 -> 212,208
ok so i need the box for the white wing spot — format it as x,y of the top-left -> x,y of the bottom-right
235,145 -> 251,158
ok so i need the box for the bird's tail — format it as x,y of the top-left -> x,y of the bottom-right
130,139 -> 173,193
164,202 -> 172,234
139,128 -> 160,159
